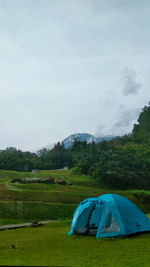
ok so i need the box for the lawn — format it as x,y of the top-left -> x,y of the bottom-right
1,169 -> 150,266
0,220 -> 150,267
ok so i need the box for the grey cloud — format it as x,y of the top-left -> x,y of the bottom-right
0,1 -> 149,151
95,124 -> 106,137
110,108 -> 140,135
122,68 -> 141,96
96,108 -> 141,137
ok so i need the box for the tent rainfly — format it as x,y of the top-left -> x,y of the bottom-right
68,194 -> 150,238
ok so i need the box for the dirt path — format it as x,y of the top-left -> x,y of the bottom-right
0,220 -> 56,231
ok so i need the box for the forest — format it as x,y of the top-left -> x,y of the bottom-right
1,103 -> 150,190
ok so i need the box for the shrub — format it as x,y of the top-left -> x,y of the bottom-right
11,178 -> 22,183
39,177 -> 55,184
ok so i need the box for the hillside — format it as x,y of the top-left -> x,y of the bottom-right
1,169 -> 150,225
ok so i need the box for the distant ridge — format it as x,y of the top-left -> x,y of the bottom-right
62,133 -> 114,148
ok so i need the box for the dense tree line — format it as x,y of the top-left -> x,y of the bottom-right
1,103 -> 150,189
132,104 -> 150,144
72,141 -> 150,189
0,143 -> 72,172
0,147 -> 38,172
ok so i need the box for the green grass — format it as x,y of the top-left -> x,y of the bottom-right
1,168 -> 150,223
0,218 -> 30,225
0,169 -> 96,186
0,170 -> 41,182
0,220 -> 150,266
0,188 -> 94,203
0,201 -> 77,220
1,169 -> 150,266
8,182 -> 104,193
1,185 -> 150,212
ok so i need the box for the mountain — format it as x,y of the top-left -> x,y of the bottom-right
62,133 -> 114,148
96,135 -> 115,143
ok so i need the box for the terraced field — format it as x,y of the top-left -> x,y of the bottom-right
0,169 -> 150,224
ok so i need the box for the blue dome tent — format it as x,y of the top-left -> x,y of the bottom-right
68,194 -> 150,238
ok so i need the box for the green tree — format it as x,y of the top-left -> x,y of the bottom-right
132,102 -> 150,143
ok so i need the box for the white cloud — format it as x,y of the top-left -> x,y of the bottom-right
121,68 -> 141,96
0,0 -> 150,150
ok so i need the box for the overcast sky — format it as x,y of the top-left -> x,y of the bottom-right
0,0 -> 150,151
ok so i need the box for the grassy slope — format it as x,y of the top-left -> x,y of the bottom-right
0,169 -> 94,185
0,220 -> 150,267
1,169 -> 150,222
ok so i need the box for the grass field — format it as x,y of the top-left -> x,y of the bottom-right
1,169 -> 150,266
0,220 -> 150,267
